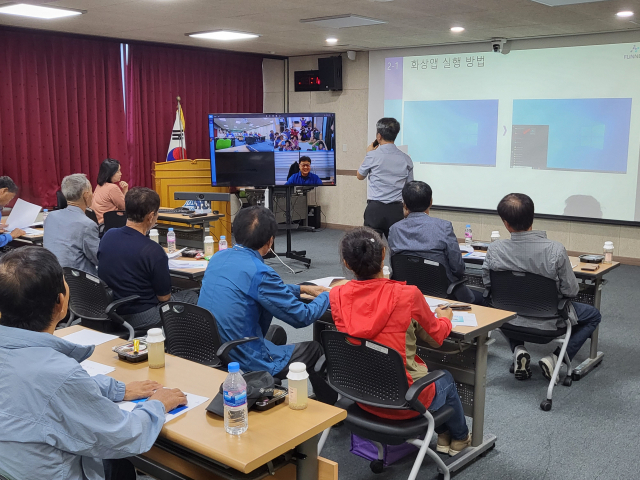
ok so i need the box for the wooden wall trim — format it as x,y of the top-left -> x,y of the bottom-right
336,169 -> 358,176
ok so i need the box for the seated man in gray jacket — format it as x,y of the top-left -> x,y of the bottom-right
0,247 -> 187,480
388,181 -> 483,304
483,193 -> 602,381
44,173 -> 100,273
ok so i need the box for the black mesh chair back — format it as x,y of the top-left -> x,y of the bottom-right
160,302 -> 225,367
322,330 -> 410,409
391,254 -> 450,298
63,268 -> 112,321
103,210 -> 127,233
489,270 -> 559,318
85,208 -> 99,224
56,190 -> 67,209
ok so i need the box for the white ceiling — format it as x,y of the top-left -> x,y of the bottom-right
1,0 -> 640,56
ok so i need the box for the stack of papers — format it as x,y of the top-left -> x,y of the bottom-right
80,360 -> 116,377
459,244 -> 474,254
62,330 -> 119,347
21,227 -> 43,236
424,296 -> 447,312
308,276 -> 345,288
168,259 -> 209,269
451,312 -> 478,328
464,251 -> 487,260
118,392 -> 209,423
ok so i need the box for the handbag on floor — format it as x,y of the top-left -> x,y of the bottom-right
350,433 -> 420,466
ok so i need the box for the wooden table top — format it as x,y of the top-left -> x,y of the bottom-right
568,256 -> 620,278
55,326 -> 346,474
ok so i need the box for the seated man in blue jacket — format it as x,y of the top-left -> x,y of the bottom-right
285,156 -> 323,186
198,206 -> 335,402
0,247 -> 187,480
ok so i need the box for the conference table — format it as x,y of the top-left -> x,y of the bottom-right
55,325 -> 346,480
312,279 -> 516,476
462,250 -> 619,380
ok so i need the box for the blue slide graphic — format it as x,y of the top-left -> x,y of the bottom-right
403,100 -> 499,166
512,98 -> 632,173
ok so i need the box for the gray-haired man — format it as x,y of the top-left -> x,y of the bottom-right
44,173 -> 100,273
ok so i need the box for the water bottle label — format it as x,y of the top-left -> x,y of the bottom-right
224,391 -> 247,407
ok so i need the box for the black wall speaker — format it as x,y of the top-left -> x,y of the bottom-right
318,56 -> 343,91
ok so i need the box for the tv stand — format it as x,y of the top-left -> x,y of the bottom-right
266,186 -> 311,269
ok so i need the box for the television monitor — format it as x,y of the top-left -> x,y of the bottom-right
208,113 -> 336,187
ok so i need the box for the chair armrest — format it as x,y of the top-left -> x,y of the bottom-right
483,287 -> 491,299
446,278 -> 468,296
557,298 -> 571,320
216,337 -> 258,365
405,370 -> 447,415
314,354 -> 327,375
105,295 -> 140,326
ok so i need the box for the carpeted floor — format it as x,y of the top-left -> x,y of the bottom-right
265,227 -> 640,480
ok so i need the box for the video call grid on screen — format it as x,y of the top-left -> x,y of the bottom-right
208,113 -> 336,187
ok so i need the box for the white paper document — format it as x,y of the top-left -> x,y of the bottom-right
308,276 -> 345,288
464,251 -> 487,260
451,312 -> 478,328
168,259 -> 209,269
118,392 -> 209,423
22,227 -> 43,236
30,221 -> 43,227
62,330 -> 119,347
81,360 -> 115,377
166,248 -> 187,259
5,199 -> 42,230
459,244 -> 474,254
424,296 -> 448,312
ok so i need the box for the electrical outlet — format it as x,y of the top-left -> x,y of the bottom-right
342,144 -> 348,152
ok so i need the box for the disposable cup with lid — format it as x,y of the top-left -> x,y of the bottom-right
146,328 -> 165,343
287,362 -> 309,381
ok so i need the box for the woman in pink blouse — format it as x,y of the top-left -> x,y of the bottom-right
92,159 -> 129,224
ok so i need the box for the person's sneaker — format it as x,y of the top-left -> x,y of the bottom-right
539,354 -> 559,385
514,346 -> 532,380
449,433 -> 472,456
437,432 -> 450,454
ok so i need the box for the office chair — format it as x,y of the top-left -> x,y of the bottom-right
317,330 -> 455,480
159,301 -> 257,368
486,270 -> 573,411
63,267 -> 140,340
56,190 -> 67,210
103,210 -> 127,234
85,207 -> 99,224
391,254 -> 467,299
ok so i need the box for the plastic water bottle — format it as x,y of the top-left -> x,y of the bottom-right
218,235 -> 228,251
464,224 -> 473,244
167,228 -> 176,254
224,362 -> 248,435
42,209 -> 49,223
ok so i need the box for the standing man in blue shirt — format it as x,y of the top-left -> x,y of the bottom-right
0,176 -> 25,246
198,206 -> 336,403
285,156 -> 323,186
358,117 -> 413,239
0,247 -> 186,480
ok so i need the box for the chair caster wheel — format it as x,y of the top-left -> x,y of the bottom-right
370,460 -> 384,474
572,372 -> 581,381
540,399 -> 552,411
509,364 -> 514,374
563,377 -> 573,387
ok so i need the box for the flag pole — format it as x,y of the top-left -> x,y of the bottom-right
176,96 -> 185,159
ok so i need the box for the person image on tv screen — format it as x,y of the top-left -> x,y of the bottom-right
285,156 -> 323,186
283,140 -> 293,151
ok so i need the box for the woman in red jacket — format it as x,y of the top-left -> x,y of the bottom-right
330,227 -> 471,456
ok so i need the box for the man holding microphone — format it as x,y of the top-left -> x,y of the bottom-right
357,118 -> 413,239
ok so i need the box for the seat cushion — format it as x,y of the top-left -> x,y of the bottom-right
501,323 -> 567,344
336,398 -> 454,446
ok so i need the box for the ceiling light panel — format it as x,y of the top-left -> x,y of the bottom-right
529,0 -> 607,5
188,30 -> 260,41
300,15 -> 386,28
0,3 -> 84,19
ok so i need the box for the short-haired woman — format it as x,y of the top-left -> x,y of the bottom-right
93,158 -> 128,224
330,227 -> 472,456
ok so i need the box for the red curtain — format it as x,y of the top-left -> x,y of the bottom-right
0,28 -> 127,207
126,44 -> 264,188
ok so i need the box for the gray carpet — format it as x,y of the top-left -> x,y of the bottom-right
266,228 -> 640,480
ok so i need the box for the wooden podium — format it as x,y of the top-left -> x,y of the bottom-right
152,159 -> 231,242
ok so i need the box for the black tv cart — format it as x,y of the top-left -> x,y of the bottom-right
266,186 -> 311,268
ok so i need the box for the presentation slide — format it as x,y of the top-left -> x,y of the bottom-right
370,42 -> 640,222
